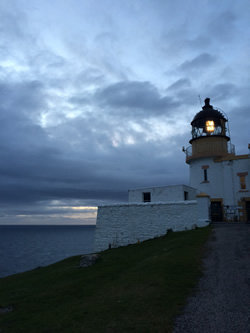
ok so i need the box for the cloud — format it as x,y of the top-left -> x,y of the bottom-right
0,84 -> 189,206
226,104 -> 250,155
0,80 -> 45,115
167,78 -> 191,91
94,80 -> 180,116
0,2 -> 29,46
73,67 -> 106,87
207,83 -> 238,102
206,11 -> 237,42
180,53 -> 217,71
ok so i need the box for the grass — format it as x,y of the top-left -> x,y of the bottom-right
0,226 -> 212,333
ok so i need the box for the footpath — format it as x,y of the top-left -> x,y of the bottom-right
173,223 -> 250,333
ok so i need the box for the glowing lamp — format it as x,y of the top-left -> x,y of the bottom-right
206,120 -> 214,133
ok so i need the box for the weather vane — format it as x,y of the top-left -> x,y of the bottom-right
198,95 -> 202,108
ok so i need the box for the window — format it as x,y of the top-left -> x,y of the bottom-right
202,165 -> 209,182
184,191 -> 188,200
237,172 -> 248,190
205,120 -> 214,133
204,169 -> 208,181
240,176 -> 246,190
143,192 -> 151,202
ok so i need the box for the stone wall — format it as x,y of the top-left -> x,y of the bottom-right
94,198 -> 210,252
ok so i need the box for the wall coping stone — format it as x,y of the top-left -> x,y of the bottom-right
98,200 -> 197,208
129,184 -> 197,191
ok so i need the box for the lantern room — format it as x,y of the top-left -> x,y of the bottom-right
190,98 -> 229,142
185,98 -> 235,163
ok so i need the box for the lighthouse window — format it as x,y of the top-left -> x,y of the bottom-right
143,192 -> 151,202
205,120 -> 214,133
204,169 -> 208,181
237,172 -> 248,190
240,176 -> 246,190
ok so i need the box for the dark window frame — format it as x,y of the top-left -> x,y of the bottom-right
240,175 -> 246,190
184,191 -> 188,200
204,169 -> 208,181
143,192 -> 151,202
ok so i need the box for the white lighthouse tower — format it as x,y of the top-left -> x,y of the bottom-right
185,98 -> 250,222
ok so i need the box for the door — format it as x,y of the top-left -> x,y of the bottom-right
210,201 -> 223,222
246,201 -> 250,222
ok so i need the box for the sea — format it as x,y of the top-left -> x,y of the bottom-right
0,225 -> 96,278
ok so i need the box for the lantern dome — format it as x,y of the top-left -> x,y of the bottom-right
190,98 -> 230,144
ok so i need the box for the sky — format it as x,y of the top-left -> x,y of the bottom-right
0,0 -> 249,225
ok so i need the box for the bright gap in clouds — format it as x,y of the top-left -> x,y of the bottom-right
0,205 -> 97,225
47,205 -> 98,224
69,206 -> 97,210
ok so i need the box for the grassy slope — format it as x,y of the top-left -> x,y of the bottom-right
0,227 -> 212,333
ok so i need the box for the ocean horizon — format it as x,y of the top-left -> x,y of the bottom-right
0,224 -> 96,278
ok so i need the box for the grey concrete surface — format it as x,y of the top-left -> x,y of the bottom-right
173,224 -> 250,333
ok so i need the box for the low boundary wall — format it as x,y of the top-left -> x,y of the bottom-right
94,198 -> 210,252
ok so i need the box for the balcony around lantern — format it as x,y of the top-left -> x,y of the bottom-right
185,141 -> 235,163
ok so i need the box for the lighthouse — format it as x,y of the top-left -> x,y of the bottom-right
185,98 -> 250,222
95,98 -> 249,251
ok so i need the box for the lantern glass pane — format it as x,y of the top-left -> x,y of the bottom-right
206,120 -> 214,132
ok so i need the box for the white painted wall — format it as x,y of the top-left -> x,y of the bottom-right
197,195 -> 211,224
233,158 -> 250,202
189,157 -> 225,199
128,185 -> 197,203
221,160 -> 236,205
189,156 -> 250,206
94,199 -> 209,252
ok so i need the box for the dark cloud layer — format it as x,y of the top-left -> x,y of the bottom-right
0,77 -> 188,209
180,53 -> 217,71
95,81 -> 179,115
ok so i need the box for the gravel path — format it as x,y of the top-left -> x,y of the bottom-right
173,224 -> 250,333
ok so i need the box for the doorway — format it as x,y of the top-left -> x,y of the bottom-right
210,201 -> 223,222
246,201 -> 250,222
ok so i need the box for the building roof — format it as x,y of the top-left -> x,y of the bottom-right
191,98 -> 227,127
